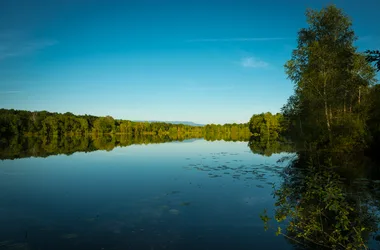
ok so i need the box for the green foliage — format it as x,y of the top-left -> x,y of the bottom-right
259,5 -> 380,249
93,116 -> 115,134
248,112 -> 283,140
260,209 -> 271,231
0,109 -> 209,138
262,161 -> 379,249
282,5 -> 377,152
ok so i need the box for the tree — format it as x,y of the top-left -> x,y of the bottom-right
367,84 -> 380,153
283,5 -> 376,151
248,112 -> 282,140
92,116 -> 115,134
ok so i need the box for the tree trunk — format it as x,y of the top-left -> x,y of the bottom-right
329,105 -> 333,124
299,116 -> 303,135
325,99 -> 331,131
323,77 -> 331,132
358,86 -> 361,104
343,92 -> 346,114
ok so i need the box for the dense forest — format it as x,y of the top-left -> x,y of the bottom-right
0,108 -> 251,139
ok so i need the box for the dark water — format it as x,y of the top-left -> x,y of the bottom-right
0,139 -> 293,250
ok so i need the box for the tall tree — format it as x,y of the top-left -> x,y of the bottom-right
284,5 -> 376,150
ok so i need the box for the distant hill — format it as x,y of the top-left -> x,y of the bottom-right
134,120 -> 204,127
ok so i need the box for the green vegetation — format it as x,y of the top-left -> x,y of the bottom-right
0,4 -> 379,249
259,4 -> 380,249
282,5 -> 378,152
0,109 -> 206,137
0,109 -> 254,159
261,161 -> 379,249
248,112 -> 283,140
0,109 -> 253,141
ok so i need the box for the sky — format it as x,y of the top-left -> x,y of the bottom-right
0,0 -> 379,124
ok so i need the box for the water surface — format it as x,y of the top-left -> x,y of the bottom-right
0,139 -> 293,250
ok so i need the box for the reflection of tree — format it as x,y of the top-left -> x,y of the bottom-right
0,131 -> 255,160
248,137 -> 294,157
261,152 -> 380,249
0,134 -> 203,160
203,132 -> 251,142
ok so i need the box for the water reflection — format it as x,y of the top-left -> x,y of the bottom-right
248,137 -> 294,157
262,150 -> 380,249
0,134 -> 252,160
2,135 -> 380,249
0,139 -> 292,250
0,135 -> 296,160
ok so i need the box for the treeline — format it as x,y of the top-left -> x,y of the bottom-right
0,109 -> 203,137
0,109 -> 250,139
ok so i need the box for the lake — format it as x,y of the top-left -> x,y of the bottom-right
0,138 -> 293,250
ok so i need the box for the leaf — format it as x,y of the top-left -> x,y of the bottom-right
275,227 -> 282,236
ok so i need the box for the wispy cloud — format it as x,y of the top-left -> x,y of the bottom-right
0,31 -> 57,60
240,57 -> 268,68
186,37 -> 290,42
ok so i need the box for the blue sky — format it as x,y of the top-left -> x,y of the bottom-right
0,0 -> 379,124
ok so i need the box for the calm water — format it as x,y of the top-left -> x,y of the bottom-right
0,139 -> 294,249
